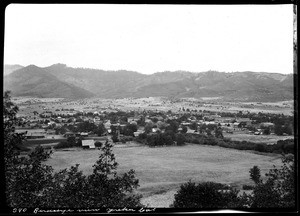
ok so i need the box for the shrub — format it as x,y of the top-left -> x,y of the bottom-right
223,137 -> 231,143
138,132 -> 147,140
54,137 -> 82,149
122,136 -> 133,142
203,137 -> 216,145
54,141 -> 71,149
242,184 -> 255,190
283,143 -> 294,154
176,133 -> 186,146
246,155 -> 295,208
218,141 -> 230,148
191,138 -> 200,144
112,134 -> 119,143
94,141 -> 102,147
254,144 -> 267,152
172,181 -> 241,208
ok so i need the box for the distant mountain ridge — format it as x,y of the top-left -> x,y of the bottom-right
4,65 -> 94,98
4,64 -> 24,76
3,64 -> 294,101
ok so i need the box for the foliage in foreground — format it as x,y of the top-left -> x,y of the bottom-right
172,154 -> 295,209
4,91 -> 142,208
247,154 -> 295,208
172,181 -> 243,208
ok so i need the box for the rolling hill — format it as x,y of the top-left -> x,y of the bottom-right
3,64 -> 24,76
4,65 -> 95,98
3,64 -> 294,101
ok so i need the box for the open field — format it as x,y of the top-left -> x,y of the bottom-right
13,97 -> 294,117
223,131 -> 294,145
45,143 -> 283,207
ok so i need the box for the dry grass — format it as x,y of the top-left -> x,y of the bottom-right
224,132 -> 294,145
45,143 -> 282,207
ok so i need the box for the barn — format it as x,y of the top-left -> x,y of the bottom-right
82,139 -> 95,149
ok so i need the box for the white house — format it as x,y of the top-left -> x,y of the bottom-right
82,140 -> 95,149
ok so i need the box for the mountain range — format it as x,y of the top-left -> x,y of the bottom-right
3,64 -> 294,102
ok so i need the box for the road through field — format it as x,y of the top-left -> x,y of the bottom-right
45,143 -> 282,207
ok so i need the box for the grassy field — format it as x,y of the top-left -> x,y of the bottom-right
45,143 -> 283,207
14,97 -> 294,117
223,131 -> 294,145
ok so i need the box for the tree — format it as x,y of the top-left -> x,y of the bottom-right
126,123 -> 138,133
112,133 -> 119,143
161,133 -> 174,146
4,91 -> 142,208
86,141 -> 142,207
144,122 -> 153,134
172,181 -> 241,208
110,125 -> 117,135
165,120 -> 179,133
249,166 -> 261,184
176,133 -> 186,146
283,123 -> 293,135
77,121 -> 97,133
206,129 -> 212,136
263,127 -> 270,135
67,136 -> 78,147
181,126 -> 188,133
4,91 -> 54,207
274,124 -> 284,136
215,127 -> 224,139
156,121 -> 167,130
254,144 -> 267,152
95,123 -> 106,136
189,122 -> 198,131
247,155 -> 295,208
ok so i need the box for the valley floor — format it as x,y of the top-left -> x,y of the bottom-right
45,143 -> 282,207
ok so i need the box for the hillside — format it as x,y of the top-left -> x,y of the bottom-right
4,64 -> 294,101
3,64 -> 24,76
4,65 -> 95,98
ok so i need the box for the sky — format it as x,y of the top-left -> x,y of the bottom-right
4,4 -> 294,74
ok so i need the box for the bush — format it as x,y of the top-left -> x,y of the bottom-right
54,137 -> 81,149
122,136 -> 134,142
246,155 -> 295,208
54,141 -> 71,149
204,136 -> 218,146
191,138 -> 200,144
176,133 -> 186,146
242,184 -> 255,190
218,141 -> 230,148
15,144 -> 31,152
254,144 -> 267,152
172,181 -> 241,208
94,141 -> 102,147
138,133 -> 147,140
112,134 -> 119,143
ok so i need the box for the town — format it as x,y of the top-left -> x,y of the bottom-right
13,97 -> 294,154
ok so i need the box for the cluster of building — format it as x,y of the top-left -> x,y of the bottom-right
16,106 -> 277,142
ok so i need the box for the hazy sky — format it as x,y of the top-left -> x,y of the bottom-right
4,4 -> 294,74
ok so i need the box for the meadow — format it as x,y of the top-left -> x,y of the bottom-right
223,131 -> 294,145
14,97 -> 294,117
45,143 -> 283,207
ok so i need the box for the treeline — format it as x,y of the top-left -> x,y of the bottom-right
54,121 -> 107,136
183,133 -> 294,155
136,130 -> 186,147
136,131 -> 294,154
